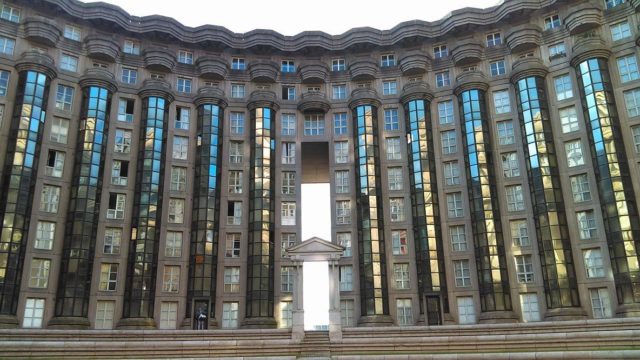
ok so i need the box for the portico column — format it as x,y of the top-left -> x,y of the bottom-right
328,259 -> 342,340
291,260 -> 304,341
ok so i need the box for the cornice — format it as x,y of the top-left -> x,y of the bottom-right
42,0 -> 557,52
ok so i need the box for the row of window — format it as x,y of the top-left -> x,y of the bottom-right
20,285 -> 614,329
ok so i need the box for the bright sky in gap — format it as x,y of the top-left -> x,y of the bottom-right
86,0 -> 500,36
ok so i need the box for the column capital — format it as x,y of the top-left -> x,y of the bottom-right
453,70 -> 488,96
138,79 -> 175,103
15,51 -> 57,79
400,81 -> 433,104
510,57 -> 548,84
569,36 -> 611,68
79,68 -> 118,93
194,86 -> 228,108
348,88 -> 381,109
247,90 -> 280,111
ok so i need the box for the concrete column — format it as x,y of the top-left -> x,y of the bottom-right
292,260 -> 304,341
328,259 -> 342,340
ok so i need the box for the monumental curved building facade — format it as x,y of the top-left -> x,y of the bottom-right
0,0 -> 639,338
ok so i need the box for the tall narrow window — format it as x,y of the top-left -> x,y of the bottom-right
454,260 -> 471,287
35,221 -> 55,250
335,170 -> 349,193
281,266 -> 294,292
338,233 -> 352,257
162,266 -> 180,292
281,202 -> 296,226
29,259 -> 51,288
391,230 -> 408,255
396,299 -> 413,326
450,225 -> 467,251
282,172 -> 296,195
99,263 -> 118,291
515,255 -> 534,283
339,266 -> 353,291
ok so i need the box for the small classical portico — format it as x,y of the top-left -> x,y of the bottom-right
285,237 -> 344,341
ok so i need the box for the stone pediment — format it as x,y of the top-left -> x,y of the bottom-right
286,237 -> 344,261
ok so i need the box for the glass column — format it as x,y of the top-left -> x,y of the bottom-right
350,96 -> 392,325
187,98 -> 225,328
0,69 -> 52,327
456,86 -> 516,321
50,81 -> 115,328
119,92 -> 172,328
243,101 -> 277,328
403,96 -> 448,325
513,74 -> 583,319
574,57 -> 640,314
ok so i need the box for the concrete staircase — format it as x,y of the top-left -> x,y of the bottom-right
298,330 -> 330,359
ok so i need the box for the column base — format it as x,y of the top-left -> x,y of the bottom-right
241,316 -> 277,329
544,307 -> 587,321
358,314 -> 394,327
328,309 -> 342,341
48,316 -> 91,329
116,317 -> 157,329
443,313 -> 456,325
478,310 -> 519,324
292,310 -> 304,341
616,303 -> 640,317
0,314 -> 19,329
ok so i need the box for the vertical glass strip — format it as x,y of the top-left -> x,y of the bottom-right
404,99 -> 448,322
575,58 -> 640,305
514,76 -> 580,310
123,96 -> 168,319
245,107 -> 275,322
55,86 -> 112,319
0,71 -> 50,316
457,89 -> 512,313
353,104 -> 389,317
187,104 -> 223,324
